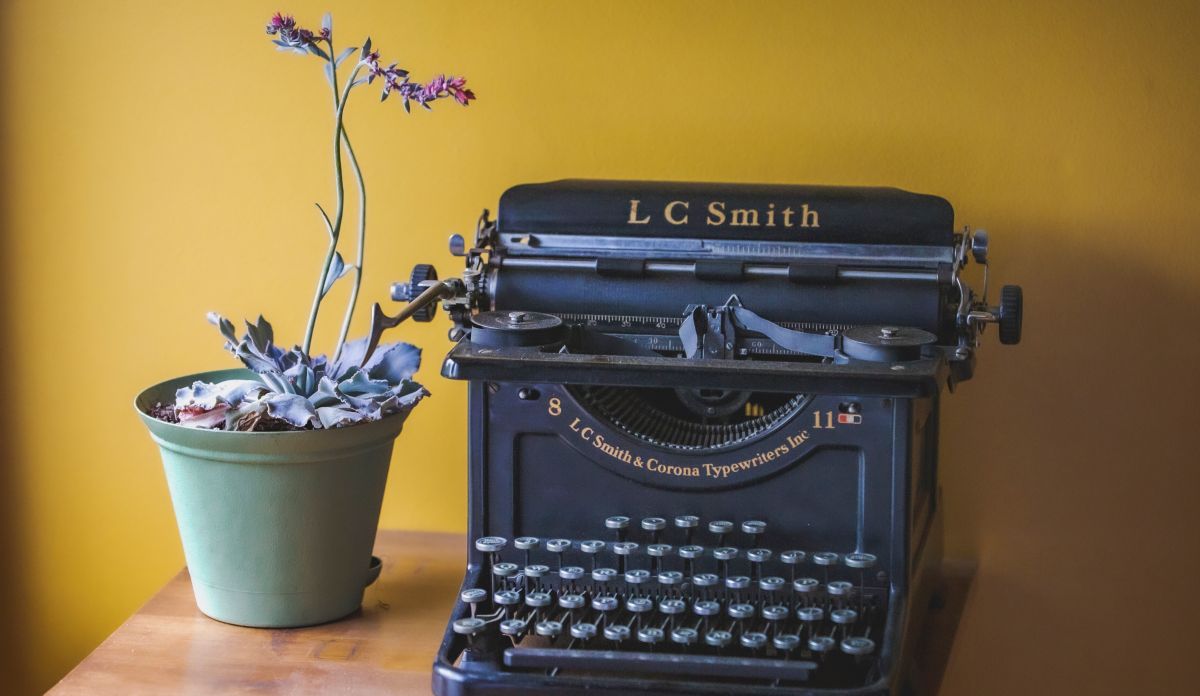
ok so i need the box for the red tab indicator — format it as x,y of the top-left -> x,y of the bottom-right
837,413 -> 862,425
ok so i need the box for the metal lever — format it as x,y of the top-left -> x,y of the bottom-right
361,280 -> 457,366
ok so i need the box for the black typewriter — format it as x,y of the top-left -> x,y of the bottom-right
382,179 -> 1022,695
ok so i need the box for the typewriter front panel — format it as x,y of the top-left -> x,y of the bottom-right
432,378 -> 938,695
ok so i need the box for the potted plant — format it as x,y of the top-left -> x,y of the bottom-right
134,11 -> 475,628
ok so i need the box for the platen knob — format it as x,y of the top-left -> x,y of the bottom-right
999,285 -> 1023,345
390,265 -> 440,321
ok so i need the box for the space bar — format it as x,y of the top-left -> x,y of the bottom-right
504,647 -> 816,681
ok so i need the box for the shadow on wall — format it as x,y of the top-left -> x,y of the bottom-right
0,68 -> 32,695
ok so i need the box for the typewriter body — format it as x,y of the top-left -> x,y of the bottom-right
388,179 -> 1022,695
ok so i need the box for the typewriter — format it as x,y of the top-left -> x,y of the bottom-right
383,179 -> 1022,695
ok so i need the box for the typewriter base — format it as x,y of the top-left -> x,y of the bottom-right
433,500 -> 945,696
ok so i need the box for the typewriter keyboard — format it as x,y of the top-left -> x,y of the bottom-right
456,516 -> 886,687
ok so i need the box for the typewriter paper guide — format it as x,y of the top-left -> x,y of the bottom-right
498,179 -> 954,245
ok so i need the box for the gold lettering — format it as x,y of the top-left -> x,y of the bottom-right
664,200 -> 689,225
706,201 -> 726,225
765,203 -> 776,227
729,208 -> 760,226
627,199 -> 650,225
800,203 -> 819,228
781,207 -> 795,227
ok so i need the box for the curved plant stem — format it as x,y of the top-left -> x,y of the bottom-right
332,132 -> 366,361
301,56 -> 362,355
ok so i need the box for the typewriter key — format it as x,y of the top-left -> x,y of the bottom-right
808,635 -> 836,653
747,548 -> 772,582
760,576 -> 786,594
658,570 -> 684,588
841,636 -> 875,656
827,580 -> 854,598
762,604 -> 789,622
612,541 -> 639,574
674,515 -> 700,545
460,588 -> 487,618
499,618 -> 527,638
637,627 -> 665,649
592,596 -> 619,613
693,599 -> 720,634
671,626 -> 699,648
625,568 -> 650,588
570,622 -> 597,642
603,624 -> 631,643
845,552 -> 878,607
535,620 -> 563,638
693,573 -> 719,600
740,631 -> 768,652
813,551 -> 840,582
523,564 -> 549,582
605,516 -> 630,542
514,536 -> 539,566
659,598 -> 686,631
781,550 -> 807,584
559,566 -> 585,593
741,520 -> 767,544
452,617 -> 487,646
492,562 -> 518,596
831,608 -> 858,625
626,596 -> 653,630
646,544 -> 673,575
525,591 -> 552,608
774,633 -> 801,658
474,536 -> 507,554
709,520 -> 734,547
797,606 -> 825,625
592,567 -> 618,584
713,547 -> 738,578
641,517 -> 667,545
728,602 -> 754,620
705,629 -> 733,650
545,538 -> 571,570
558,593 -> 584,623
794,577 -> 820,595
724,575 -> 750,602
580,540 -> 606,570
678,544 -> 704,578
558,593 -> 584,609
494,589 -> 521,619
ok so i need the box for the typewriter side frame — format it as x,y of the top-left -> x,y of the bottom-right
431,367 -> 946,696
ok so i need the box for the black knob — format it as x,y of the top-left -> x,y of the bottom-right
406,264 -> 438,322
998,285 -> 1022,345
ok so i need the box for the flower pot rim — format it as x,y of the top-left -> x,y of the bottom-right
135,367 -> 412,442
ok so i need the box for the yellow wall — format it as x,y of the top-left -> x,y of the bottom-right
2,1 -> 1197,693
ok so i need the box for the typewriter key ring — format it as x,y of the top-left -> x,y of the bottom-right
612,541 -> 638,575
678,545 -> 704,579
545,538 -> 571,571
626,596 -> 653,632
460,588 -> 488,619
705,629 -> 733,654
674,515 -> 700,545
713,547 -> 738,580
844,551 -> 878,611
580,540 -> 606,570
709,520 -> 734,547
513,536 -> 539,567
641,517 -> 667,545
781,550 -> 807,585
605,516 -> 630,542
812,551 -> 840,583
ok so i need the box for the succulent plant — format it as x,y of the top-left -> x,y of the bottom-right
170,314 -> 427,431
159,12 -> 473,431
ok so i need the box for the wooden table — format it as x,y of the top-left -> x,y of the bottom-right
52,530 -> 972,695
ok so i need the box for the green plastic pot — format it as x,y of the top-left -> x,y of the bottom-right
135,368 -> 405,627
